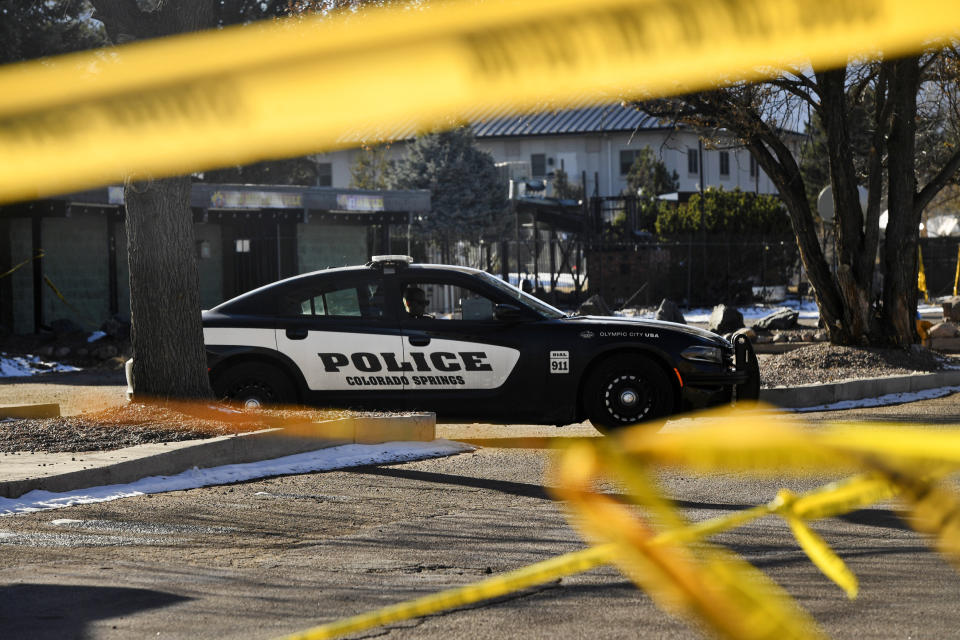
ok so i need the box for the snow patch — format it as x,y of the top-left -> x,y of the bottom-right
794,386 -> 960,412
86,331 -> 106,343
0,440 -> 475,517
0,353 -> 80,377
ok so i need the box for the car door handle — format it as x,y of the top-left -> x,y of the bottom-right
408,335 -> 431,347
285,327 -> 309,340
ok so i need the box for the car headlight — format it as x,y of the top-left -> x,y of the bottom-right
681,345 -> 723,364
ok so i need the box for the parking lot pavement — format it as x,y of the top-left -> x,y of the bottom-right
3,400 -> 960,639
2,373 -> 960,638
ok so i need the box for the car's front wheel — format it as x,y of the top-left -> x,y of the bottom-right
213,362 -> 297,409
583,354 -> 674,433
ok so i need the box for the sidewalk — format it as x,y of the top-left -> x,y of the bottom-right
0,413 -> 434,500
759,370 -> 960,409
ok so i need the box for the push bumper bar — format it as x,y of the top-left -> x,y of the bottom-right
733,333 -> 761,401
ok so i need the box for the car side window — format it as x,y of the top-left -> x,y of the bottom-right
282,276 -> 384,319
401,281 -> 496,321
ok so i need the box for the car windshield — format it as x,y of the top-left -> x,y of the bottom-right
474,271 -> 567,319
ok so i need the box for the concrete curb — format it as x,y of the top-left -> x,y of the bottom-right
0,403 -> 60,419
759,370 -> 960,408
0,413 -> 434,499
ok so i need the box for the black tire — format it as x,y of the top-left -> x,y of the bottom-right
212,362 -> 297,409
583,354 -> 674,433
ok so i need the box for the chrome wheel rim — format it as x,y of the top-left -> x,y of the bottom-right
603,374 -> 652,423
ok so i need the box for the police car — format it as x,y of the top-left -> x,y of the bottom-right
197,255 -> 760,430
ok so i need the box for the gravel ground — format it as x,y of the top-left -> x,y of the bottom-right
758,343 -> 956,387
0,343 -> 957,453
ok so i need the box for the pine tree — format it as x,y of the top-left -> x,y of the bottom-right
387,128 -> 508,250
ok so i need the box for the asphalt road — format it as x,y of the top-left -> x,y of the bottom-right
2,399 -> 960,639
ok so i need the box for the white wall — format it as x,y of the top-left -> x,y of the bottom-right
313,129 -> 785,199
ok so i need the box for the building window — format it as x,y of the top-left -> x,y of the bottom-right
687,148 -> 699,174
619,149 -> 641,175
531,153 -> 546,177
749,154 -> 758,178
235,239 -> 251,253
316,162 -> 333,187
719,151 -> 730,177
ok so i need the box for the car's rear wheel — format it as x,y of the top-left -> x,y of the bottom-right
213,362 -> 297,409
583,354 -> 674,433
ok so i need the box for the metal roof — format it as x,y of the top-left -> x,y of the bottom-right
470,104 -> 664,138
334,102 -> 666,145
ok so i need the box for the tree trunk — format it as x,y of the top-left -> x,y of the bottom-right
746,131 -> 853,344
817,68 -> 877,344
90,0 -> 217,399
882,56 -> 922,346
127,177 -> 211,399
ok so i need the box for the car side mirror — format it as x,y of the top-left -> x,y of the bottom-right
494,303 -> 523,321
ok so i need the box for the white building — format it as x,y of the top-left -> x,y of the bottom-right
311,104 -> 795,199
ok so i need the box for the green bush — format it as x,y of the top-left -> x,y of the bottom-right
655,187 -> 791,236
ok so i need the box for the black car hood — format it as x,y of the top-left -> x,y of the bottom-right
563,315 -> 731,347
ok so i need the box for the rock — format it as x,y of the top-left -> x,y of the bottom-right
943,298 -> 960,322
732,328 -> 757,342
708,304 -> 744,334
49,318 -> 83,336
654,298 -> 686,324
801,332 -> 815,342
754,334 -> 772,344
752,308 -> 799,331
578,294 -> 612,317
927,321 -> 960,339
100,314 -> 131,339
94,344 -> 118,360
814,330 -> 828,342
37,345 -> 55,357
772,333 -> 789,343
788,334 -> 802,342
54,346 -> 71,358
77,348 -> 89,357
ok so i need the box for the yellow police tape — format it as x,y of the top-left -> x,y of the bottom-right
276,470 -> 896,640
919,245 -> 929,302
277,400 -> 960,640
2,0 -> 960,204
0,250 -> 44,280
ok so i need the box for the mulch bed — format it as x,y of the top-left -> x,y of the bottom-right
0,402 -> 354,454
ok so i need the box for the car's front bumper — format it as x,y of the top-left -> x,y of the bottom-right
732,333 -> 761,401
678,334 -> 761,411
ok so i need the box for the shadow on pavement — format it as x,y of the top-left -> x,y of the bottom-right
0,583 -> 189,640
452,436 -> 600,449
351,469 -> 911,535
351,467 -> 553,500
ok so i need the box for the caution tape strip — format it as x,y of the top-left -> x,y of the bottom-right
276,544 -> 615,640
1,0 -> 959,203
275,471 -> 897,640
0,250 -> 44,280
0,249 -> 97,327
280,406 -> 960,640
